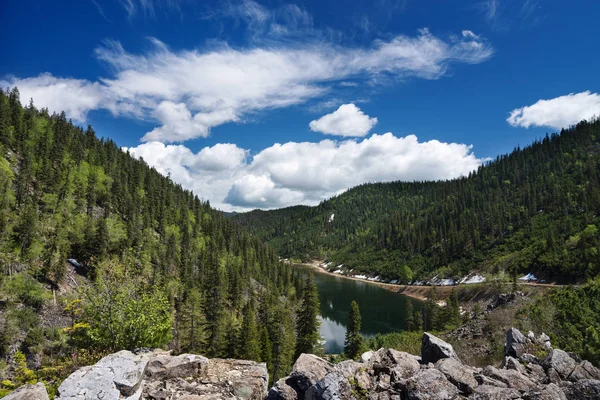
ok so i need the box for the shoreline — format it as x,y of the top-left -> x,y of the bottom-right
295,260 -> 564,301
295,261 -> 438,301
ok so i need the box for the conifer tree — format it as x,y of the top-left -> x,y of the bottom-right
424,286 -> 440,331
344,300 -> 365,360
295,274 -> 322,358
239,298 -> 261,361
178,290 -> 208,353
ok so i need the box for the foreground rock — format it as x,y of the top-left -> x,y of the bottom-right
422,332 -> 460,364
53,349 -> 268,400
3,383 -> 49,400
269,331 -> 600,400
58,350 -> 149,399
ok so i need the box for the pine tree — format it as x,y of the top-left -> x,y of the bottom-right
295,274 -> 322,358
344,300 -> 365,360
445,289 -> 461,327
424,286 -> 440,331
239,298 -> 261,361
178,290 -> 208,353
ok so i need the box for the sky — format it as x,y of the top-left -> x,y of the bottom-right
1,0 -> 600,211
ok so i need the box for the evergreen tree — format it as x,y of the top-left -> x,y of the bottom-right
424,286 -> 440,331
344,300 -> 365,360
178,290 -> 208,354
295,274 -> 322,358
445,289 -> 461,327
239,298 -> 261,361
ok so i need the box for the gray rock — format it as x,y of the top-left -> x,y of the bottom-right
404,368 -> 460,400
361,350 -> 374,363
522,383 -> 567,400
504,356 -> 527,375
370,348 -> 420,379
436,357 -> 478,395
482,365 -> 536,391
58,350 -> 148,400
568,360 -> 600,381
475,374 -> 509,388
468,385 -> 521,400
267,378 -> 298,400
520,353 -> 542,365
334,360 -> 361,379
421,332 -> 460,364
3,383 -> 49,400
525,363 -> 548,384
287,354 -> 333,396
542,349 -> 578,380
146,353 -> 208,379
305,371 -> 353,400
561,379 -> 600,400
505,327 -> 527,358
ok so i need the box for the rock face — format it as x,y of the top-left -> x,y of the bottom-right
269,332 -> 600,400
3,383 -> 49,400
53,350 -> 268,400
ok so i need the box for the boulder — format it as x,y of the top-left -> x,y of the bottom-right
3,383 -> 49,400
403,368 -> 460,400
370,348 -> 420,379
482,365 -> 536,391
505,327 -> 527,358
146,353 -> 208,379
568,360 -> 600,381
561,379 -> 600,400
360,350 -> 374,363
57,350 -> 148,400
504,356 -> 527,376
286,354 -> 333,396
333,360 -> 360,379
267,378 -> 298,400
435,357 -> 478,395
304,371 -> 353,400
542,350 -> 578,380
469,385 -> 521,400
522,383 -> 567,400
421,333 -> 460,364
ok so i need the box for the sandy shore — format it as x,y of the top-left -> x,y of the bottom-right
296,261 -> 445,301
295,260 -> 564,301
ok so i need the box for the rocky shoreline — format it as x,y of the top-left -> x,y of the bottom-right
5,328 -> 600,400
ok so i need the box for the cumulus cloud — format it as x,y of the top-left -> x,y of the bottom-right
507,91 -> 600,129
309,103 -> 377,137
3,29 -> 492,142
125,133 -> 487,211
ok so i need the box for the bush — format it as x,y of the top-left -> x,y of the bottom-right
75,271 -> 172,351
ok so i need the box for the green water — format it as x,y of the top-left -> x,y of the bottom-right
297,265 -> 423,354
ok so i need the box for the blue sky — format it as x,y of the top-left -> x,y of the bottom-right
2,0 -> 600,210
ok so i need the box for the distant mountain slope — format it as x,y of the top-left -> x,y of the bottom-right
232,119 -> 600,282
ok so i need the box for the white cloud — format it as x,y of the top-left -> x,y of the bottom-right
125,133 -> 487,211
1,74 -> 110,123
3,29 -> 492,142
309,103 -> 377,137
507,91 -> 600,129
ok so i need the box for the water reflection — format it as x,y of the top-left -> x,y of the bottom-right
297,265 -> 423,353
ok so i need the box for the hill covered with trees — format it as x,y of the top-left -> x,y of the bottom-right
0,87 -> 322,393
232,119 -> 600,283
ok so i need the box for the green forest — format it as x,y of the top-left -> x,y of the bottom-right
0,87 -> 322,394
233,119 -> 600,283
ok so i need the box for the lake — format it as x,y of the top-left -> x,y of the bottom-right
297,265 -> 423,354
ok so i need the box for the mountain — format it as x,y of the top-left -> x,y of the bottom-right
0,87 -> 314,387
232,119 -> 600,283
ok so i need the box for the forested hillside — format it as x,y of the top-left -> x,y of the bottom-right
233,119 -> 600,283
0,87 -> 321,392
